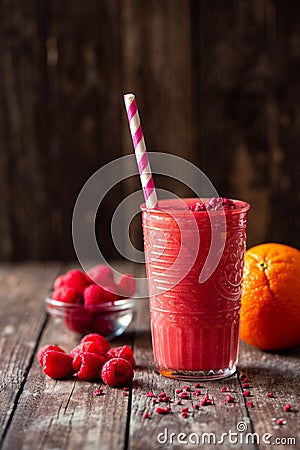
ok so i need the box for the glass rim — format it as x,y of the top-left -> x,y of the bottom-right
140,198 -> 250,215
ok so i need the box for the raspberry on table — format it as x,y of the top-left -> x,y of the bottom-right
51,286 -> 81,304
117,275 -> 136,298
73,352 -> 106,381
70,341 -> 109,359
80,333 -> 110,354
37,345 -> 66,365
106,345 -> 135,366
101,358 -> 134,387
43,351 -> 75,379
86,265 -> 114,288
83,284 -> 106,306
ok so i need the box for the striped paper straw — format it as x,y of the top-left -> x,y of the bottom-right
124,93 -> 158,209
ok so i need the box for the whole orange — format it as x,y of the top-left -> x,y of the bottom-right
240,243 -> 300,350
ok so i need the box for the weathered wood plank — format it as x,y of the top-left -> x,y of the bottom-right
1,317 -> 133,450
1,261 -> 138,450
238,341 -> 300,449
129,298 -> 256,450
1,263 -> 299,449
0,263 -> 61,443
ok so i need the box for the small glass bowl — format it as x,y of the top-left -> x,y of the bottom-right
45,296 -> 136,339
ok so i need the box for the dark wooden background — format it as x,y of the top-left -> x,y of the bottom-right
0,0 -> 299,262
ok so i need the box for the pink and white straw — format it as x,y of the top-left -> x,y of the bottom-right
124,93 -> 158,209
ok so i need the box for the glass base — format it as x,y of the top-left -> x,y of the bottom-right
158,365 -> 236,381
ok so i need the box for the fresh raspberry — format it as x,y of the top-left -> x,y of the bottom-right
106,345 -> 135,366
90,315 -> 116,336
64,307 -> 92,333
86,265 -> 114,288
101,358 -> 134,387
60,269 -> 90,295
37,345 -> 65,365
117,275 -> 136,298
70,341 -> 108,359
52,286 -> 81,304
53,274 -> 65,290
73,352 -> 106,381
43,351 -> 75,379
80,333 -> 110,353
102,288 -> 121,303
83,284 -> 106,306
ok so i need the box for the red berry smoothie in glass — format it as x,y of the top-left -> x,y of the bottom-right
141,198 -> 250,380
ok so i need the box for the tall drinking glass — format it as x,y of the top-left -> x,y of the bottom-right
141,198 -> 250,380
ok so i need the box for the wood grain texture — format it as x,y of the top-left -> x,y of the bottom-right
0,1 -> 299,262
0,263 -> 61,442
0,263 -> 299,449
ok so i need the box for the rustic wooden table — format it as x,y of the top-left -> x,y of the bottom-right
0,263 -> 299,450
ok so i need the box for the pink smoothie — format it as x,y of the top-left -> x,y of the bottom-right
141,198 -> 250,380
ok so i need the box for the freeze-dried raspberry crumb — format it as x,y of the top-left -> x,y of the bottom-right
178,392 -> 189,399
70,341 -> 108,359
52,286 -> 81,304
225,394 -> 235,403
243,391 -> 251,397
101,358 -> 134,387
240,374 -> 248,381
37,345 -> 65,365
146,391 -> 155,397
283,403 -> 291,412
158,391 -> 166,398
143,412 -> 150,419
175,400 -> 182,405
181,412 -> 188,418
123,391 -> 129,397
73,352 -> 106,381
201,394 -> 213,406
80,334 -> 110,354
152,399 -> 157,404
106,345 -> 135,366
93,388 -> 104,396
175,389 -> 183,394
155,406 -> 170,415
242,383 -> 250,389
183,385 -> 190,391
221,386 -> 227,392
181,407 -> 189,413
193,404 -> 200,410
276,418 -> 285,426
193,389 -> 201,396
159,396 -> 171,403
194,383 -> 201,388
266,392 -> 274,398
246,401 -> 254,408
43,351 -> 75,379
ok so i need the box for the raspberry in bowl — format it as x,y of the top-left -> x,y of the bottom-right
45,266 -> 136,339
